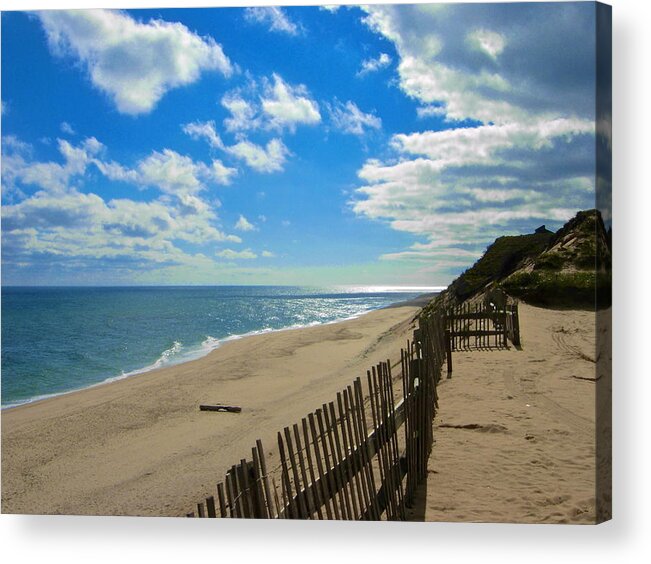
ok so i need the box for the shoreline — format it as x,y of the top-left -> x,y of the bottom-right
2,292 -> 437,412
2,299 -> 425,516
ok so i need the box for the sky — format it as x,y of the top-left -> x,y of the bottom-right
1,2 -> 608,287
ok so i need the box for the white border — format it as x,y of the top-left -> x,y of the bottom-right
1,1 -> 649,563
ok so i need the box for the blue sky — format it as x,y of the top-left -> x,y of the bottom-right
1,3 -> 606,286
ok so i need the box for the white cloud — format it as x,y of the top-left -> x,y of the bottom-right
261,250 -> 275,258
235,214 -> 256,232
261,74 -> 321,132
220,74 -> 320,135
358,52 -> 392,76
217,248 -> 257,260
208,159 -> 238,185
466,29 -> 506,60
38,9 -> 232,115
98,148 -> 236,193
182,115 -> 291,175
60,121 -> 76,135
348,3 -> 600,278
136,150 -> 206,195
391,118 -> 594,167
2,188 -> 240,269
244,7 -> 300,36
359,5 -> 518,123
182,120 -> 224,149
226,138 -> 290,173
328,100 -> 381,136
5,136 -> 103,193
416,105 -> 446,119
221,92 -> 261,133
351,122 -> 596,268
360,4 -> 597,124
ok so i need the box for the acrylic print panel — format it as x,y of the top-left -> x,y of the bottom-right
0,1 -> 611,523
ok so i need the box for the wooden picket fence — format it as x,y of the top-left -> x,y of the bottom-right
445,301 -> 520,351
185,296 -> 519,520
187,309 -> 447,520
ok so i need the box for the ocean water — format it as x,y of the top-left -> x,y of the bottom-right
1,286 -> 436,408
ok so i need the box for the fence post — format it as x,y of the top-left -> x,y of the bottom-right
512,304 -> 521,346
444,329 -> 452,378
502,305 -> 509,348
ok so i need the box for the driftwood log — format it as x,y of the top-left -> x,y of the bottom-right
199,404 -> 242,413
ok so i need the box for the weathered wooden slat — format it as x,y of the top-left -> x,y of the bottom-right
251,445 -> 267,518
337,391 -> 364,519
271,476 -> 283,519
256,439 -> 274,519
315,408 -> 344,520
206,495 -> 216,518
301,417 -> 326,520
327,401 -> 356,519
278,431 -> 297,519
320,404 -> 349,519
217,482 -> 228,518
292,423 -> 314,518
353,379 -> 381,520
225,467 -> 236,518
283,426 -> 308,519
308,412 -> 338,519
385,361 -> 406,519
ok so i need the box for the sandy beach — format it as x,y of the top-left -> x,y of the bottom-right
406,303 -> 603,524
1,298 -> 426,517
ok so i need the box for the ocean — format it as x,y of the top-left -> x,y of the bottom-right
1,286 -> 436,408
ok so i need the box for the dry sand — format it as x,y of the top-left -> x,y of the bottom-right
407,303 -> 603,524
1,300 -> 424,517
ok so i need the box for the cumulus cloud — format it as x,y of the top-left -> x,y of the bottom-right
360,3 -> 596,123
2,135 -> 244,280
37,9 -> 233,115
235,214 -> 256,232
358,53 -> 392,76
60,121 -> 76,135
261,74 -> 321,132
182,114 -> 292,175
328,100 -> 381,136
2,188 -> 241,273
182,120 -> 224,149
261,250 -> 275,258
352,126 -> 595,264
220,74 -> 320,134
4,136 -> 104,193
217,248 -> 257,260
98,148 -> 237,193
466,29 -> 506,60
225,138 -> 290,173
222,92 -> 261,133
244,7 -> 300,36
350,3 -> 599,277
